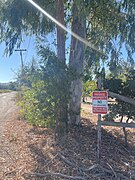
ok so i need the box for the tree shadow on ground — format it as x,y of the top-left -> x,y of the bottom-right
24,117 -> 135,180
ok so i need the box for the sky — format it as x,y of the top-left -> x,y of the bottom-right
0,35 -> 134,83
0,29 -> 59,83
0,36 -> 37,83
0,0 -> 134,83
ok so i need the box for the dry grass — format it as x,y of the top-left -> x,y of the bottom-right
0,90 -> 12,93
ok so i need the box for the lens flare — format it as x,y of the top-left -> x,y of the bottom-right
26,0 -> 104,55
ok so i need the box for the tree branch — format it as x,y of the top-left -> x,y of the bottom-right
26,172 -> 86,180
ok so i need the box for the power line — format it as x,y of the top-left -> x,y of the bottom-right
15,49 -> 27,69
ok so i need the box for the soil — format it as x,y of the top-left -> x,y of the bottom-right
0,92 -> 135,179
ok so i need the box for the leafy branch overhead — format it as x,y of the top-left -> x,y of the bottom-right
0,0 -> 134,59
0,0 -> 135,132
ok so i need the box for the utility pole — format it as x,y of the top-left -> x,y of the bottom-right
15,49 -> 27,85
15,49 -> 27,69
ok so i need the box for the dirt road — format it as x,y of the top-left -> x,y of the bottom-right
0,92 -> 17,136
0,92 -> 18,177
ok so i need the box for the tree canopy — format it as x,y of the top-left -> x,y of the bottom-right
0,0 -> 135,130
0,0 -> 134,60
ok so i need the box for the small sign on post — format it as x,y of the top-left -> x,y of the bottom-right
92,91 -> 108,114
92,90 -> 108,163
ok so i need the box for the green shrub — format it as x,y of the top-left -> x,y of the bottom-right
19,81 -> 55,127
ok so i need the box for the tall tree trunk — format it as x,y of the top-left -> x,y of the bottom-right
55,0 -> 68,138
69,0 -> 86,125
56,0 -> 65,63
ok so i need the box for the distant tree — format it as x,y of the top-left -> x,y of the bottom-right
15,57 -> 38,88
82,80 -> 97,102
9,81 -> 17,90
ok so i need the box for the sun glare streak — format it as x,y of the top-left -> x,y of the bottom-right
26,0 -> 104,55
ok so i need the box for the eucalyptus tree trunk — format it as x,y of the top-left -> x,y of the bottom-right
69,0 -> 86,125
56,0 -> 65,63
55,0 -> 68,138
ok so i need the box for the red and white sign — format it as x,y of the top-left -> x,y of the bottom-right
92,91 -> 108,114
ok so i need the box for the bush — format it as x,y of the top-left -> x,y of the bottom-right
18,55 -> 71,138
19,81 -> 56,127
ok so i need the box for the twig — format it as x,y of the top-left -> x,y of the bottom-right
120,144 -> 130,153
98,165 -> 113,174
44,153 -> 58,167
57,151 -> 99,172
26,172 -> 86,180
82,164 -> 99,172
56,151 -> 132,180
117,173 -> 133,180
4,169 -> 16,176
0,144 -> 17,164
93,172 -> 110,178
99,165 -> 132,180
57,151 -> 77,168
106,162 -> 117,178
1,147 -> 17,167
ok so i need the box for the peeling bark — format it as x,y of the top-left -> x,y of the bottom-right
56,0 -> 65,63
69,0 -> 86,125
55,0 -> 68,138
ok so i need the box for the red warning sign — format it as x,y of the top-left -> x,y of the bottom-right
92,91 -> 108,114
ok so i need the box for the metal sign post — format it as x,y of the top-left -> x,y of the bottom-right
92,77 -> 108,163
97,114 -> 101,163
